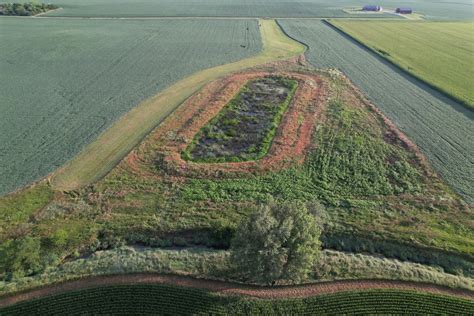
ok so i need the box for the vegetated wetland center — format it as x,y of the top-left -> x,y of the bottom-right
0,1 -> 473,314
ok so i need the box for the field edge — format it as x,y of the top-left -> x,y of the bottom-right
1,273 -> 473,308
49,19 -> 305,192
326,19 -> 474,111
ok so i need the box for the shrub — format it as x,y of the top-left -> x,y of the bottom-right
231,199 -> 321,285
0,237 -> 42,279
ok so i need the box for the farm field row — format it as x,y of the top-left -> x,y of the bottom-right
1,284 -> 472,315
330,21 -> 474,109
42,0 -> 474,19
49,19 -> 305,191
0,18 -> 262,196
278,19 -> 474,203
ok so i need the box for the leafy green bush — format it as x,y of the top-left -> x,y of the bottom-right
0,237 -> 42,279
231,199 -> 321,285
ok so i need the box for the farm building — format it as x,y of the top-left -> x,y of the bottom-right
396,7 -> 412,14
362,5 -> 383,12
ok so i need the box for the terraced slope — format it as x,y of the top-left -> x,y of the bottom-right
0,18 -> 261,196
43,0 -> 474,19
1,284 -> 472,315
331,21 -> 474,109
278,19 -> 474,203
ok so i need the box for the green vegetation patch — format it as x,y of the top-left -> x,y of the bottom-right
2,247 -> 472,296
278,19 -> 474,203
1,285 -> 472,315
0,2 -> 58,16
183,77 -> 297,162
0,184 -> 53,237
331,21 -> 474,110
0,67 -> 471,285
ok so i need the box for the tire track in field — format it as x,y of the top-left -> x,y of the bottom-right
0,274 -> 472,308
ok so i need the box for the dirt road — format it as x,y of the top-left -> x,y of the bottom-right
1,274 -> 472,307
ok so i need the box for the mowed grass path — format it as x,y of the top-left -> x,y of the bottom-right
279,20 -> 474,203
51,19 -> 305,191
331,21 -> 474,109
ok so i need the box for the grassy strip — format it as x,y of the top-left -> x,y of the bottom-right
1,284 -> 472,315
1,247 -> 472,296
328,20 -> 474,110
50,19 -> 305,191
0,183 -> 53,237
182,77 -> 298,163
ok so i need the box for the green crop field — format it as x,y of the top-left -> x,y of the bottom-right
331,21 -> 474,109
0,18 -> 261,196
42,0 -> 474,19
1,285 -> 472,315
278,19 -> 474,204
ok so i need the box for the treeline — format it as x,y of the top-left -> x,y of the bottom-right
0,2 -> 58,16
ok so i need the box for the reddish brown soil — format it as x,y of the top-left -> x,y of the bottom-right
0,274 -> 472,307
113,58 -> 443,189
121,66 -> 329,179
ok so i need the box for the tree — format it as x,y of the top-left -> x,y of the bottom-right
0,237 -> 42,279
230,199 -> 321,285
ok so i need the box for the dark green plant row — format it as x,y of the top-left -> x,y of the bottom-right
1,284 -> 472,315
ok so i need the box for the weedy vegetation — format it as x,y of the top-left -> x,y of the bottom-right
183,77 -> 298,162
278,19 -> 474,203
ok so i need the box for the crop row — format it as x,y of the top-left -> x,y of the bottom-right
1,285 -> 472,315
330,21 -> 474,110
44,0 -> 473,19
278,19 -> 474,203
0,18 -> 262,196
